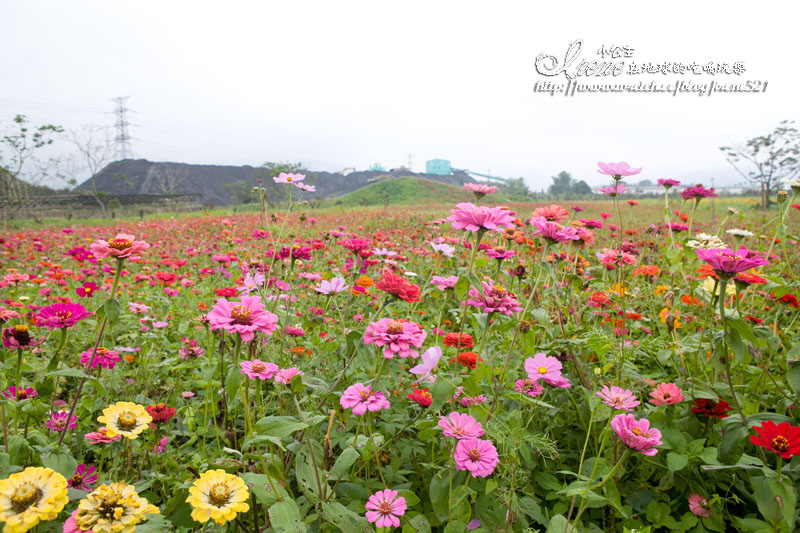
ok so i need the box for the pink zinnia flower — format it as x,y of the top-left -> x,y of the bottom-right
240,359 -> 279,380
597,385 -> 640,411
36,302 -> 91,329
2,386 -> 37,401
84,427 -> 122,444
524,353 -> 563,385
46,411 -> 78,433
680,184 -> 717,200
363,319 -> 426,359
596,248 -> 637,270
315,277 -> 349,295
611,414 -> 663,456
80,347 -> 121,370
531,204 -> 570,222
2,325 -> 44,349
695,247 -> 769,277
207,295 -> 279,342
438,412 -> 484,439
658,178 -> 681,189
447,203 -> 516,233
339,238 -> 372,254
64,510 -> 92,533
431,275 -> 459,291
649,383 -> 684,405
463,183 -> 498,197
152,436 -> 169,455
68,464 -> 98,491
89,233 -> 150,260
529,216 -> 580,244
514,378 -> 543,398
597,161 -> 642,177
465,280 -> 522,316
454,438 -> 499,477
273,172 -> 305,184
365,489 -> 407,529
340,383 -> 391,415
598,184 -> 628,197
688,494 -> 712,517
274,367 -> 303,384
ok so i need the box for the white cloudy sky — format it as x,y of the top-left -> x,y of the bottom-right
1,1 -> 798,190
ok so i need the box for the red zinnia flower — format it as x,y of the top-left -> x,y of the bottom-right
450,351 -> 482,370
406,388 -> 432,407
375,270 -> 421,303
146,403 -> 177,424
779,294 -> 799,309
691,398 -> 731,418
749,420 -> 800,459
443,332 -> 474,349
214,287 -> 238,298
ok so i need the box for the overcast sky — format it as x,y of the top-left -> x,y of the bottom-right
1,1 -> 798,190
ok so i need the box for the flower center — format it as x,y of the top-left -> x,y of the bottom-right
11,483 -> 42,513
378,501 -> 392,515
12,325 -> 30,344
537,366 -> 548,374
286,176 -> 293,182
97,347 -> 108,355
358,388 -> 373,400
230,305 -> 252,325
117,412 -> 138,431
468,448 -> 481,461
17,390 -> 29,400
96,491 -> 124,519
71,474 -> 84,486
251,362 -> 266,373
208,483 -> 231,507
56,311 -> 72,320
386,321 -> 404,334
631,427 -> 650,438
108,238 -> 133,251
771,435 -> 789,452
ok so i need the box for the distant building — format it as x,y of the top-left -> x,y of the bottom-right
369,163 -> 386,172
426,159 -> 451,176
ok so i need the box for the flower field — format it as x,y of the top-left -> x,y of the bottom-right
1,167 -> 800,532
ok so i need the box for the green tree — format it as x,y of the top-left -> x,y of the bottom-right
548,171 -> 573,197
1,114 -> 63,200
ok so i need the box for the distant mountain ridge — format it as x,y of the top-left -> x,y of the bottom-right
79,159 -> 477,206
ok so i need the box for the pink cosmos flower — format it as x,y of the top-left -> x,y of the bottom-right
207,295 -> 279,342
2,386 -> 37,401
597,161 -> 642,177
89,233 -> 150,260
524,353 -> 563,385
340,383 -> 391,415
409,346 -> 442,383
363,319 -> 427,359
273,172 -> 305,184
649,383 -> 685,405
46,411 -> 78,433
447,203 -> 516,233
430,242 -> 456,257
596,248 -> 637,270
531,204 -> 570,222
514,378 -> 543,398
365,489 -> 407,529
454,438 -> 499,477
80,347 -> 121,370
529,216 -> 580,244
658,178 -> 681,189
36,302 -> 91,329
610,414 -> 663,456
598,184 -> 628,197
688,493 -> 712,517
295,183 -> 315,192
465,280 -> 523,316
431,276 -> 459,290
315,277 -> 349,295
274,367 -> 303,384
695,247 -> 769,277
438,412 -> 484,439
68,464 -> 98,491
84,427 -> 122,444
464,183 -> 498,196
597,385 -> 640,411
240,359 -> 280,380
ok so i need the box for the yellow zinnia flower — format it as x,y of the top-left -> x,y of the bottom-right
97,402 -> 152,440
186,470 -> 250,525
0,467 -> 68,533
654,285 -> 668,296
75,482 -> 159,533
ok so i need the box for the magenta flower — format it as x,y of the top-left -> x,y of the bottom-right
597,161 -> 642,178
409,346 -> 442,384
240,359 -> 279,380
2,386 -> 37,401
657,178 -> 681,189
529,216 -> 580,244
339,238 -> 372,254
611,414 -> 663,456
274,367 -> 303,384
363,319 -> 426,359
695,247 -> 769,277
438,412 -> 484,439
649,383 -> 685,405
340,383 -> 391,415
596,248 -> 637,270
680,185 -> 717,200
524,353 -> 563,385
45,411 -> 78,433
315,277 -> 349,295
36,302 -> 91,329
598,184 -> 628,197
2,325 -> 44,349
514,378 -> 543,398
68,464 -> 98,491
272,172 -> 305,184
597,386 -> 640,411
84,427 -> 122,444
152,436 -> 169,455
63,510 -> 85,533
463,183 -> 498,196
89,233 -> 150,260
447,203 -> 516,233
80,347 -> 120,370
76,281 -> 99,298
688,493 -> 712,517
431,275 -> 459,291
454,438 -> 499,477
485,247 -> 516,261
465,280 -> 523,316
365,489 -> 407,529
207,295 -> 279,342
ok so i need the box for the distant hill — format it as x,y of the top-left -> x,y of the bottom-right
328,176 -> 474,207
79,159 -> 477,206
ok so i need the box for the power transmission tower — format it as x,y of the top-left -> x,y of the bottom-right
110,96 -> 134,160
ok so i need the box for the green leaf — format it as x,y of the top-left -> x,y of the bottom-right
454,276 -> 470,300
329,447 -> 360,478
666,451 -> 689,472
717,425 -> 747,465
752,476 -> 797,529
241,473 -> 287,506
45,368 -> 92,380
42,451 -> 77,480
103,298 -> 121,323
134,514 -> 173,532
398,489 -> 421,507
224,365 -> 243,402
255,416 -> 309,438
295,448 -> 324,503
786,359 -> 800,397
320,501 -> 369,532
268,499 -> 307,533
547,514 -> 578,533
